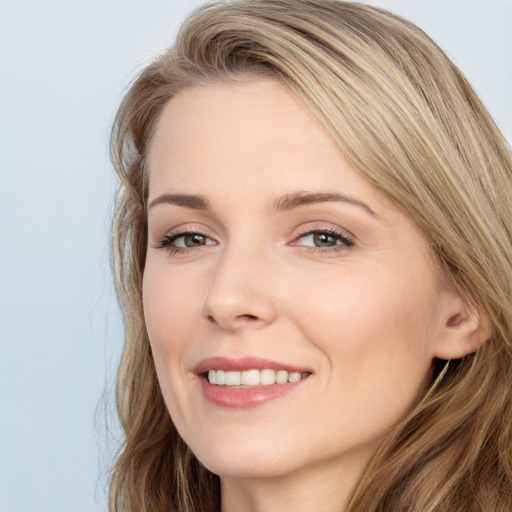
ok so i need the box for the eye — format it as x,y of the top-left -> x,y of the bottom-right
171,233 -> 212,248
154,231 -> 217,253
293,228 -> 354,252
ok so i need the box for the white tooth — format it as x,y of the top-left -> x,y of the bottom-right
225,371 -> 241,386
288,371 -> 301,383
276,370 -> 289,384
242,369 -> 260,386
216,370 -> 226,385
208,370 -> 216,384
260,369 -> 276,385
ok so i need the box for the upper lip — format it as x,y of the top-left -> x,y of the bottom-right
193,356 -> 311,375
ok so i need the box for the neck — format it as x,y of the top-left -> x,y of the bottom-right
220,452 -> 370,512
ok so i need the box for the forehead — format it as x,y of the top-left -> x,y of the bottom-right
147,77 -> 390,216
148,77 -> 332,171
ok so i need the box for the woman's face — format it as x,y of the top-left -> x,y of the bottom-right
144,78 -> 458,482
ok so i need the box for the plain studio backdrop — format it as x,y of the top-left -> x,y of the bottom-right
0,0 -> 510,511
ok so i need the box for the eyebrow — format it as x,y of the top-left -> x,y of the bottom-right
147,191 -> 378,218
148,193 -> 209,211
271,191 -> 378,218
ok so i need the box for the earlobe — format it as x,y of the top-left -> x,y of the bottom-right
434,297 -> 492,360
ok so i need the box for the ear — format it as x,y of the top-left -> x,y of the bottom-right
433,289 -> 492,360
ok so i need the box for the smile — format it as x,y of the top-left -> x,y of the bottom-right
207,369 -> 310,386
195,357 -> 312,408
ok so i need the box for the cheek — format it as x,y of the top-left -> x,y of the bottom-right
142,264 -> 202,426
294,267 -> 437,392
142,264 -> 200,402
293,273 -> 437,449
297,267 -> 430,338
143,264 -> 197,351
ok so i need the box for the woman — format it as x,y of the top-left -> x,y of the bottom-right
108,1 -> 512,510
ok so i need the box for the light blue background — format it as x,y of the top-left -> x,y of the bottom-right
0,1 -> 510,511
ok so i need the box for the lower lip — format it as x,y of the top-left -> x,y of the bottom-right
199,377 -> 308,409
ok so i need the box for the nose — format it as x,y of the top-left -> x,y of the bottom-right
202,245 -> 278,332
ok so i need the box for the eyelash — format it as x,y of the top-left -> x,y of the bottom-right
153,231 -> 217,255
293,227 -> 354,253
153,227 -> 355,255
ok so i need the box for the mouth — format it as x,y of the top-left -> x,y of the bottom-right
205,368 -> 311,386
194,356 -> 312,408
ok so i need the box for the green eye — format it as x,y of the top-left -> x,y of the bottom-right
297,230 -> 353,249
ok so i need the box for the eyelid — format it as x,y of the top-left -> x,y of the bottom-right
293,221 -> 355,241
289,224 -> 355,253
153,223 -> 217,241
152,224 -> 219,252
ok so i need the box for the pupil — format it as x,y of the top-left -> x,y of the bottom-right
314,233 -> 335,247
186,234 -> 205,247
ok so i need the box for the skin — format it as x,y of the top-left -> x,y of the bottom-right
143,77 -> 485,512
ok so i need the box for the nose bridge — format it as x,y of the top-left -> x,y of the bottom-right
203,235 -> 277,330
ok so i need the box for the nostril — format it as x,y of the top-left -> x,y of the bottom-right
207,314 -> 258,323
239,314 -> 258,321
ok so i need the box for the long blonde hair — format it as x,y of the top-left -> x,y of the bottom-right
109,1 -> 512,510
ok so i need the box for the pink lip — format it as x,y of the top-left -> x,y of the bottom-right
194,357 -> 312,409
193,356 -> 310,374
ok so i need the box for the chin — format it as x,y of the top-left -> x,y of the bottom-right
189,432 -> 302,479
201,454 -> 300,480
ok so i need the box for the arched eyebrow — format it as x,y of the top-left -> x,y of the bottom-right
147,191 -> 378,219
148,193 -> 209,211
271,192 -> 378,218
